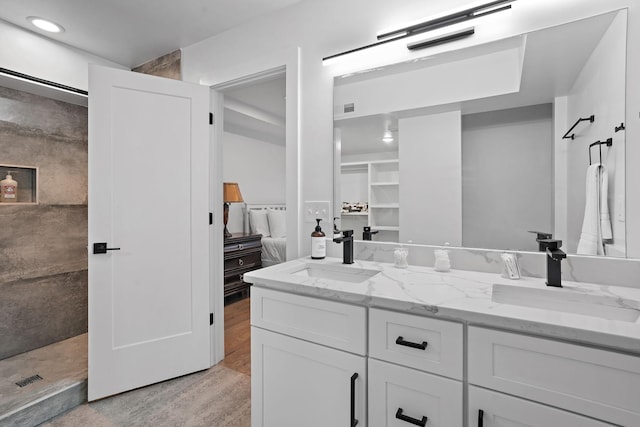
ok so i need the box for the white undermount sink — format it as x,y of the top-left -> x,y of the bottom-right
492,283 -> 640,322
289,263 -> 381,284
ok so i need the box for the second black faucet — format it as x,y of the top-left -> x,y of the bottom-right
333,230 -> 354,264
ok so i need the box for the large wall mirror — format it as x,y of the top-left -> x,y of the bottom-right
333,10 -> 627,258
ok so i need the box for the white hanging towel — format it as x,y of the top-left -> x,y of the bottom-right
577,163 -> 612,255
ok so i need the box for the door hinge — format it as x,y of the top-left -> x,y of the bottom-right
209,112 -> 214,125
209,212 -> 213,225
209,312 -> 214,325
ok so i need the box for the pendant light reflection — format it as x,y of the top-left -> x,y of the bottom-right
382,130 -> 394,144
382,121 -> 395,144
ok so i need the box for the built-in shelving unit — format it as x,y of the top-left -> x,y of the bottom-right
340,159 -> 399,242
0,164 -> 38,205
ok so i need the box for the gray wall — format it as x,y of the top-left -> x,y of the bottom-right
461,104 -> 553,251
0,86 -> 88,359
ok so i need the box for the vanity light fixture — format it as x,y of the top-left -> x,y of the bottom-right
322,0 -> 515,64
27,16 -> 65,33
377,0 -> 515,41
407,27 -> 475,51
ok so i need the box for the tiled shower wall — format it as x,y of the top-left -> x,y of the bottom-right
132,49 -> 181,80
0,86 -> 88,359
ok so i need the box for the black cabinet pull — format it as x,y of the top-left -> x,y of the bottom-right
478,409 -> 484,427
396,336 -> 428,350
350,373 -> 359,426
396,408 -> 428,426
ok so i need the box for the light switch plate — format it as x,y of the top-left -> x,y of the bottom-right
304,201 -> 330,223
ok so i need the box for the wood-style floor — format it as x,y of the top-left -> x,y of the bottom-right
42,298 -> 252,426
221,297 -> 251,376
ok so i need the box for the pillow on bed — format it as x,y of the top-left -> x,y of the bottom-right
267,209 -> 286,238
249,209 -> 271,237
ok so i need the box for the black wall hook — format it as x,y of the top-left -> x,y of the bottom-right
615,122 -> 625,132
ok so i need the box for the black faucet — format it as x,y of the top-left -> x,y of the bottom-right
363,226 -> 379,241
539,239 -> 566,287
333,230 -> 354,264
528,231 -> 553,252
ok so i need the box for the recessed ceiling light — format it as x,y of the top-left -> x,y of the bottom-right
27,16 -> 65,33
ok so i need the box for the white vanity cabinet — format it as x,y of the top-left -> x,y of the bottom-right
249,275 -> 640,427
368,309 -> 464,427
251,287 -> 367,427
468,386 -> 615,427
468,326 -> 640,426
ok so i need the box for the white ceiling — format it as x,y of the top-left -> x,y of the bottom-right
0,0 -> 303,67
223,75 -> 286,146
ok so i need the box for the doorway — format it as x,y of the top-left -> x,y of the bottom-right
217,69 -> 287,376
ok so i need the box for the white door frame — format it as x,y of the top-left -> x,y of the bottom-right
208,48 -> 301,364
209,88 -> 224,366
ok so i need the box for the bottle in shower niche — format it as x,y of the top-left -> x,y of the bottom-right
311,219 -> 326,259
0,171 -> 17,202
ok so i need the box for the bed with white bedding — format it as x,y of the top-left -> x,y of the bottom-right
244,204 -> 286,267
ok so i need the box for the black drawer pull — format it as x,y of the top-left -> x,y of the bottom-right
396,336 -> 428,350
350,373 -> 359,426
478,409 -> 484,427
396,408 -> 427,426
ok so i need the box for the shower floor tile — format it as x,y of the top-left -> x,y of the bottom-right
0,334 -> 87,424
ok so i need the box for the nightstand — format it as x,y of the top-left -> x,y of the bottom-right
224,233 -> 262,302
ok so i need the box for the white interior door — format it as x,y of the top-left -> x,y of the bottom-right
88,65 -> 211,401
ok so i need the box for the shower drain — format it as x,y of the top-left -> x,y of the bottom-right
15,374 -> 43,388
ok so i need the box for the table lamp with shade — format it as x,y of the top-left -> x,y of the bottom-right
223,182 -> 244,238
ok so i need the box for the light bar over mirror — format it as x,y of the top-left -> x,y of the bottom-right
322,0 -> 516,64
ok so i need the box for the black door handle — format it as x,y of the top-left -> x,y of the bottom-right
350,373 -> 359,427
93,242 -> 121,254
396,408 -> 428,426
396,336 -> 428,350
478,409 -> 484,427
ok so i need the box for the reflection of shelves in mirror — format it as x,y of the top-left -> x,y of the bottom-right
0,164 -> 38,205
341,162 -> 368,171
370,204 -> 399,208
340,159 -> 399,242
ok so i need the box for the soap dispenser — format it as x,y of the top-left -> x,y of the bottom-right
0,171 -> 17,202
311,219 -> 326,259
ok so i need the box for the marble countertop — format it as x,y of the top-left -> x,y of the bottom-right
243,257 -> 640,354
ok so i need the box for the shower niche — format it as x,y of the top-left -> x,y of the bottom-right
0,164 -> 38,204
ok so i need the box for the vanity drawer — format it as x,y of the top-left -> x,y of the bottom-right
468,326 -> 640,427
469,386 -> 615,427
251,287 -> 366,355
369,308 -> 463,379
368,358 -> 462,427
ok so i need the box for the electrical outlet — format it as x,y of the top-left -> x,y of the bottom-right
304,201 -> 330,223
